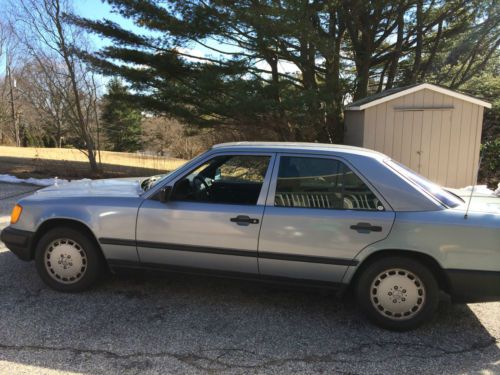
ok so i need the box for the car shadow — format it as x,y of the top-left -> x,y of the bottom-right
0,250 -> 498,374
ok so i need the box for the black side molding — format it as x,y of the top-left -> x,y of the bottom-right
99,238 -> 358,267
259,252 -> 359,266
99,238 -> 136,247
107,259 -> 348,291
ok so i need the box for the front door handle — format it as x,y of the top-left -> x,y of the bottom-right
230,215 -> 259,225
350,222 -> 383,232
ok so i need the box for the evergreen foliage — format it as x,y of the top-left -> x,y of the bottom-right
101,78 -> 142,152
71,0 -> 499,144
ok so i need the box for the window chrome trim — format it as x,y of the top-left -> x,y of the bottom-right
265,152 -> 393,211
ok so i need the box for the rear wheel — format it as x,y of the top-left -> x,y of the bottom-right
35,227 -> 103,292
356,256 -> 439,330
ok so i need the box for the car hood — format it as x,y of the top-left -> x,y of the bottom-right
30,178 -> 144,199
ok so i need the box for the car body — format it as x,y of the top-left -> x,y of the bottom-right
2,142 -> 500,330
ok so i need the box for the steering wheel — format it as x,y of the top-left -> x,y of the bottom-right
193,175 -> 211,198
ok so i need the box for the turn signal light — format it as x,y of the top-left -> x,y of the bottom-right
10,204 -> 23,224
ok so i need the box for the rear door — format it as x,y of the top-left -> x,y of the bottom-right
258,153 -> 395,283
136,152 -> 275,274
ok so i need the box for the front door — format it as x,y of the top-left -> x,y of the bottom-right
136,153 -> 274,274
258,154 -> 395,283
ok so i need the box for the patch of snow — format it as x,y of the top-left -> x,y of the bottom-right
459,185 -> 499,197
0,174 -> 71,186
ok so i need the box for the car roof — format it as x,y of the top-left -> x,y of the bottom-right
211,142 -> 387,159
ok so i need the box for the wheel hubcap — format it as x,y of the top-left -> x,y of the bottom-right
44,238 -> 87,284
370,268 -> 426,320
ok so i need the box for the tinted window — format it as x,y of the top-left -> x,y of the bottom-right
275,156 -> 383,210
172,155 -> 270,205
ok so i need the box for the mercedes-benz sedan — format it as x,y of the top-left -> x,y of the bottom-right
2,142 -> 499,330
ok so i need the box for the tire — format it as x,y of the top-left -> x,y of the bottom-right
355,256 -> 439,331
34,227 -> 104,292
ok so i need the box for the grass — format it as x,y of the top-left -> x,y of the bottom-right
0,146 -> 187,180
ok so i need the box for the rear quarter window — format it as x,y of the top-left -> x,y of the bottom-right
385,160 -> 463,208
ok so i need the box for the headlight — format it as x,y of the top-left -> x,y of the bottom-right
10,204 -> 23,224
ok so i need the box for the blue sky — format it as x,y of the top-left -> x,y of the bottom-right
74,0 -> 225,61
0,0 -> 297,80
75,0 -> 140,49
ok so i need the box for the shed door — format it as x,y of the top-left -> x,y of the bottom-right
393,90 -> 455,187
414,108 -> 453,186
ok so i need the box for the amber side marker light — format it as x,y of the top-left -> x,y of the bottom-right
10,204 -> 23,224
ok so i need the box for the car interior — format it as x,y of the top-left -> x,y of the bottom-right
171,155 -> 270,205
275,156 -> 381,210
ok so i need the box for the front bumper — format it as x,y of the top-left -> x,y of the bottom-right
446,269 -> 500,303
0,226 -> 34,261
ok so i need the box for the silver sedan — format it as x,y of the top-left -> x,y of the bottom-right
1,142 -> 499,330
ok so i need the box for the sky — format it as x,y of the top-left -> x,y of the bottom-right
75,0 -> 140,49
75,1 -> 224,56
0,0 -> 299,81
74,0 -> 299,74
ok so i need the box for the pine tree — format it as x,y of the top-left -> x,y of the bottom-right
101,78 -> 142,152
72,0 -> 499,144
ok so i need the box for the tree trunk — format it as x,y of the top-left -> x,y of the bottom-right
409,0 -> 423,83
51,0 -> 99,173
386,8 -> 404,89
354,57 -> 371,100
6,59 -> 20,146
85,139 -> 98,172
323,9 -> 345,144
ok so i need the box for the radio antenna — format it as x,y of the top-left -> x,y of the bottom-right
464,155 -> 483,220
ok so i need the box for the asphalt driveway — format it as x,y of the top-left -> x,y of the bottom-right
0,182 -> 499,374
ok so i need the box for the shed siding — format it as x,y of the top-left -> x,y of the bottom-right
353,88 -> 483,188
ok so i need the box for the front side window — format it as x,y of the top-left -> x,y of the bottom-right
171,155 -> 270,205
274,156 -> 383,211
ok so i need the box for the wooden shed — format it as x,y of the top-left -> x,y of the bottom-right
344,83 -> 491,188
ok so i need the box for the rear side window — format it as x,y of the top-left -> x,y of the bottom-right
274,156 -> 383,211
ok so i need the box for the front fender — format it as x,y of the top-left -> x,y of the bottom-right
12,196 -> 142,262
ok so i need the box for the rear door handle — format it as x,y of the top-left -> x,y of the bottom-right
350,222 -> 383,232
230,215 -> 259,225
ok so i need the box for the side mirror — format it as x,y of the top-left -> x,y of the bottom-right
159,186 -> 173,203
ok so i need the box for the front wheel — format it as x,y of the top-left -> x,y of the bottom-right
35,227 -> 103,292
355,256 -> 439,330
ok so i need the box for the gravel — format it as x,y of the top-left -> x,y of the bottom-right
0,182 -> 499,374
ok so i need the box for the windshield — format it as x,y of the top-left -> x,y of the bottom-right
385,160 -> 463,208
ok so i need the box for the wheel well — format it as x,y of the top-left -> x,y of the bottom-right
349,249 -> 451,294
31,219 -> 105,263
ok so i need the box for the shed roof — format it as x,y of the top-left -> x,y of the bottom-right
345,83 -> 491,111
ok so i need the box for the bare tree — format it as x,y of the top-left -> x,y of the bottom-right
0,20 -> 27,146
9,0 -> 101,172
16,59 -> 70,147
